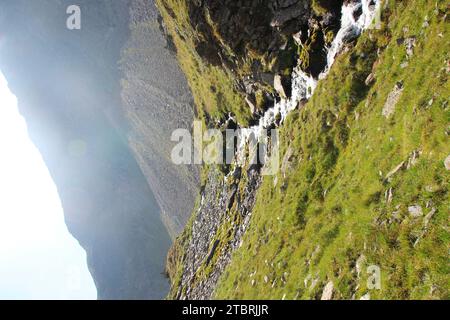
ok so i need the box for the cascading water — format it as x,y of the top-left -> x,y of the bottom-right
233,0 -> 380,168
322,0 -> 381,76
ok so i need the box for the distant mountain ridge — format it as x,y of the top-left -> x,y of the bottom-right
0,0 -> 198,299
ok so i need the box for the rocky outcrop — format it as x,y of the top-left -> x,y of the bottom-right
382,82 -> 404,118
169,165 -> 262,299
180,0 -> 342,102
0,0 -> 198,298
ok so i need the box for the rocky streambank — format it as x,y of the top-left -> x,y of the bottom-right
168,165 -> 262,299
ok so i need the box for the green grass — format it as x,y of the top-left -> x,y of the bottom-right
156,0 -> 251,125
214,0 -> 449,299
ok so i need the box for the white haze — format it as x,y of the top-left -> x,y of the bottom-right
0,71 -> 96,299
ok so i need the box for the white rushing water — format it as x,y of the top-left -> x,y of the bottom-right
234,0 -> 379,167
322,0 -> 381,76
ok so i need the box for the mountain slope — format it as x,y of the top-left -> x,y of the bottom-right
120,0 -> 200,237
0,0 -> 198,298
163,0 -> 449,299
216,0 -> 449,299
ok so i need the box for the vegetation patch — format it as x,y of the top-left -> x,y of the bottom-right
215,0 -> 449,299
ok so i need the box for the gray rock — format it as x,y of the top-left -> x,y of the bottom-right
270,4 -> 308,28
404,36 -> 416,58
408,205 -> 423,217
173,166 -> 262,299
274,74 -> 287,99
321,281 -> 334,300
444,155 -> 450,170
382,82 -> 404,118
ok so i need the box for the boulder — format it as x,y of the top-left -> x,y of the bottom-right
382,82 -> 404,118
274,74 -> 292,99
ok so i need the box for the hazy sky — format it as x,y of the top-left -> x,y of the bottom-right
0,71 -> 96,299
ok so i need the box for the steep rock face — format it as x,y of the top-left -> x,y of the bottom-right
156,0 -> 344,127
0,0 -> 198,298
186,0 -> 342,79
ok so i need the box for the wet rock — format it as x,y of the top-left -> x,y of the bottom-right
260,73 -> 275,86
274,74 -> 287,99
277,0 -> 300,8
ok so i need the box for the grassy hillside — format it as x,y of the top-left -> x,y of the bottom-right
155,0 -> 251,125
215,0 -> 449,299
161,0 -> 449,299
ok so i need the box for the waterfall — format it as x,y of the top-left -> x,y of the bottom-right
233,0 -> 380,168
322,0 -> 381,77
